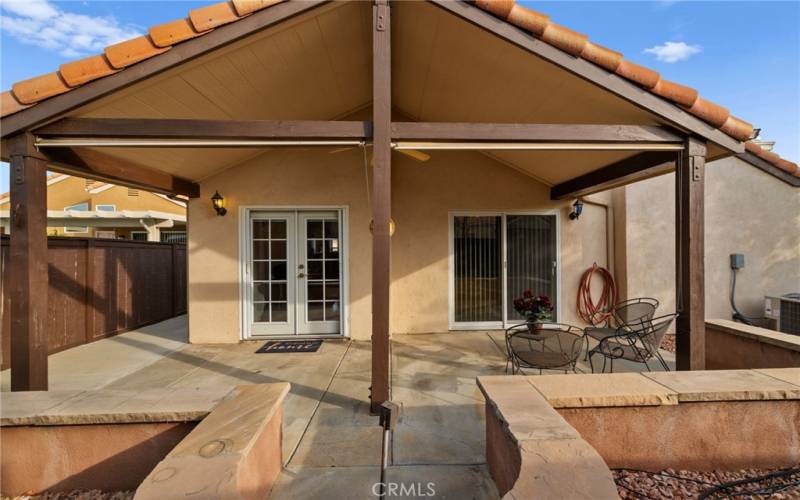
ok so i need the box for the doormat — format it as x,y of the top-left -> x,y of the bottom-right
256,340 -> 322,354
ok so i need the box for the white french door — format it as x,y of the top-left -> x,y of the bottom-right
449,212 -> 560,330
245,210 -> 343,337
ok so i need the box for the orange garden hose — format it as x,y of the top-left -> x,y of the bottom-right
577,263 -> 617,326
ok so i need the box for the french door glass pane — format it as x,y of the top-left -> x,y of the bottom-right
506,215 -> 557,321
453,216 -> 502,322
252,218 -> 288,324
306,218 -> 340,322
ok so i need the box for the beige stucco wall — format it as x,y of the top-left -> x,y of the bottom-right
617,156 -> 800,321
188,148 -> 610,342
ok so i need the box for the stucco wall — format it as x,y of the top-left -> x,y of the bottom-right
188,148 -> 609,342
617,156 -> 800,321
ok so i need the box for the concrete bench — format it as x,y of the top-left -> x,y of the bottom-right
1,383 -> 289,499
478,368 -> 800,499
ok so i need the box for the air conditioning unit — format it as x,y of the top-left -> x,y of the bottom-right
764,294 -> 800,336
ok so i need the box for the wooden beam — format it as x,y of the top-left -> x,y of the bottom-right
8,133 -> 49,391
370,0 -> 392,414
0,1 -> 328,138
40,147 -> 200,198
429,1 -> 744,155
551,151 -> 677,200
675,137 -> 706,370
35,118 -> 372,140
391,122 -> 683,143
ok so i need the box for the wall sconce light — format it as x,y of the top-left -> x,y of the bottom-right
211,190 -> 227,216
569,199 -> 584,220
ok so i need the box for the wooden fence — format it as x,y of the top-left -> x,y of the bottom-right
1,236 -> 187,370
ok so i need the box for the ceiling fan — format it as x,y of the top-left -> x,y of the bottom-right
329,143 -> 430,163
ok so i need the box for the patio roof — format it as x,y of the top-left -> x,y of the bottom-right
0,0 -> 796,176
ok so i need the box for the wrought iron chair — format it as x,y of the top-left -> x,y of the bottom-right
505,323 -> 587,375
584,297 -> 659,359
588,313 -> 677,373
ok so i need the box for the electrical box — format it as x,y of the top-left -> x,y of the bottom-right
730,253 -> 745,270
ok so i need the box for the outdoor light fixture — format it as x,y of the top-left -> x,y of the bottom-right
569,199 -> 584,220
211,191 -> 227,216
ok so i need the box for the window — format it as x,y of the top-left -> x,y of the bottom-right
95,230 -> 116,239
131,231 -> 148,241
64,202 -> 89,233
450,212 -> 559,329
95,204 -> 116,212
160,231 -> 186,244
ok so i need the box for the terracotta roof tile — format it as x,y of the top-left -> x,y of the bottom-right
12,72 -> 71,104
541,23 -> 588,56
615,60 -> 660,89
232,0 -> 283,17
105,36 -> 170,69
149,18 -> 203,48
774,158 -> 799,175
580,42 -> 623,73
1,91 -> 31,117
189,1 -> 243,33
506,4 -> 549,37
59,55 -> 118,87
0,0 -> 794,178
684,96 -> 729,128
651,79 -> 698,108
719,115 -> 754,143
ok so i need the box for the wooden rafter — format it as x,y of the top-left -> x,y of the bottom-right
550,151 -> 677,200
35,118 -> 372,140
391,122 -> 683,143
40,148 -> 200,198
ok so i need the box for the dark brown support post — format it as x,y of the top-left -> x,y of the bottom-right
8,133 -> 49,390
370,0 -> 391,413
675,137 -> 706,370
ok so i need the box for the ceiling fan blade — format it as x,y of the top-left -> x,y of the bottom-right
328,147 -> 356,155
398,149 -> 431,162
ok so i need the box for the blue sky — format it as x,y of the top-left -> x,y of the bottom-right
1,0 -> 798,193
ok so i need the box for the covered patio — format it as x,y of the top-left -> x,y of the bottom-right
0,0 -> 727,408
0,315 -> 674,498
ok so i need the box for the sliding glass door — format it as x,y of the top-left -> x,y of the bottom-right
450,212 -> 559,329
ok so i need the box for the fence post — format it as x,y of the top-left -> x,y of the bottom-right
171,243 -> 178,317
85,238 -> 95,343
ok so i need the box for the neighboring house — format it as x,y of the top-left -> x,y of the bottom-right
615,141 -> 800,324
1,0 -> 797,400
0,174 -> 187,242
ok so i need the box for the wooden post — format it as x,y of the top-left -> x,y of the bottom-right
675,137 -> 706,370
8,133 -> 49,390
370,0 -> 391,413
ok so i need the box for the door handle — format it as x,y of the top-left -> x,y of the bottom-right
298,272 -> 306,278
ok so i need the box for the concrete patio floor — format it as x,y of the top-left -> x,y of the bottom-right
1,315 -> 674,499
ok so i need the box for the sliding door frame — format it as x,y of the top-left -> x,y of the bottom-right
239,205 -> 350,340
448,209 -> 561,331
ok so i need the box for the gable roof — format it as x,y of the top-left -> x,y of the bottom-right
0,0 -> 796,178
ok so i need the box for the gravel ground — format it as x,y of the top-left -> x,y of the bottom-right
614,467 -> 800,499
3,491 -> 134,500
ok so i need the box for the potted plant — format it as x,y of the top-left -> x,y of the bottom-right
513,290 -> 554,332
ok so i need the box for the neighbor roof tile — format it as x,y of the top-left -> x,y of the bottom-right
615,60 -> 660,89
651,79 -> 698,108
540,23 -> 588,56
506,4 -> 549,37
